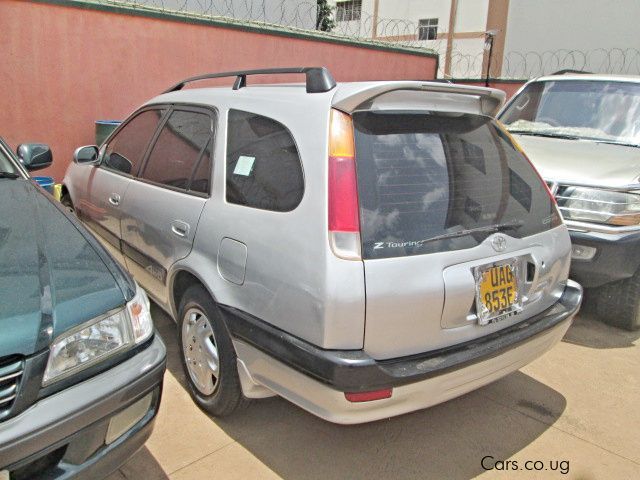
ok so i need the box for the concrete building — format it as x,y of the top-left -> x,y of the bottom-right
329,0 -> 640,78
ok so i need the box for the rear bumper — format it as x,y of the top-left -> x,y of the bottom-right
0,335 -> 166,479
226,280 -> 582,424
568,229 -> 640,288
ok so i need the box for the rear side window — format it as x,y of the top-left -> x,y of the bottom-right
353,111 -> 561,259
142,110 -> 213,194
103,110 -> 164,175
226,109 -> 303,211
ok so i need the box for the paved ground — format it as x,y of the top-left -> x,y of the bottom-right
108,301 -> 640,480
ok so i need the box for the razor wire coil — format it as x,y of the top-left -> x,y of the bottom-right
91,0 -> 640,79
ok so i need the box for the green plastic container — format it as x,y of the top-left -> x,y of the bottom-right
95,120 -> 121,146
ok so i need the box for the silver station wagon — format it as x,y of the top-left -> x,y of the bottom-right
63,67 -> 582,424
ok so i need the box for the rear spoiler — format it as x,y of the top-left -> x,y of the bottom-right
332,81 -> 506,117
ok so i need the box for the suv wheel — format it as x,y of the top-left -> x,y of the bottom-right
178,285 -> 247,416
596,270 -> 640,331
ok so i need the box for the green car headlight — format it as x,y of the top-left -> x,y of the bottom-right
557,187 -> 640,226
43,286 -> 153,385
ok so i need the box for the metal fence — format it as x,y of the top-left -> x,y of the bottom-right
95,0 -> 320,29
449,48 -> 640,80
78,0 -> 640,79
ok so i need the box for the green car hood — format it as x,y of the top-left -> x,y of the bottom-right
0,179 -> 134,357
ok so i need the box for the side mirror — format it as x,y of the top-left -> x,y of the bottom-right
17,143 -> 53,171
73,145 -> 99,165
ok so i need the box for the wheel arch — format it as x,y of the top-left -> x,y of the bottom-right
169,267 -> 218,320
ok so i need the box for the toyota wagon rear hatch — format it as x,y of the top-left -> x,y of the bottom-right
332,84 -> 570,360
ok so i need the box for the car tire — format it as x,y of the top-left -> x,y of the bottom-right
178,285 -> 248,416
60,193 -> 74,214
596,270 -> 640,331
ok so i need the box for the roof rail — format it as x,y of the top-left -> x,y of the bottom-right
551,69 -> 592,75
162,67 -> 336,94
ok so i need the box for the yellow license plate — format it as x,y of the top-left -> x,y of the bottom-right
475,262 -> 521,325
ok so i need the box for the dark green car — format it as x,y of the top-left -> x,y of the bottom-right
0,138 -> 166,479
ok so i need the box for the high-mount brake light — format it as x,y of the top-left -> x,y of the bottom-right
328,109 -> 361,260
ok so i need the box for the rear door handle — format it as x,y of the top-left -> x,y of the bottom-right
108,193 -> 121,206
171,220 -> 190,238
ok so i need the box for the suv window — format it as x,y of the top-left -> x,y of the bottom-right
353,111 -> 561,259
226,109 -> 303,212
103,110 -> 165,175
141,110 -> 213,193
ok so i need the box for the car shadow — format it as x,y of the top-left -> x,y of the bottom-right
116,446 -> 170,480
152,303 -> 567,480
561,291 -> 640,349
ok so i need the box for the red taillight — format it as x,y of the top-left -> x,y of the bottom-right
327,110 -> 362,260
328,109 -> 360,233
344,388 -> 393,403
328,156 -> 359,232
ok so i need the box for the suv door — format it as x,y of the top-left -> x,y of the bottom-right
79,109 -> 166,264
120,107 -> 214,305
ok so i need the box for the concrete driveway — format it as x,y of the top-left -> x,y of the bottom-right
108,303 -> 640,479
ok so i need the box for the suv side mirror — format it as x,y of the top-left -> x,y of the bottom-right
73,145 -> 99,165
17,143 -> 53,171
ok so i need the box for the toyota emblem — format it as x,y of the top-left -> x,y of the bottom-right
491,234 -> 507,252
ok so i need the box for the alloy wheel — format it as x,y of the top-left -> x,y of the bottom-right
182,307 -> 220,395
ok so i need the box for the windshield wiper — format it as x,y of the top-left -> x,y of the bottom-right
419,221 -> 524,245
591,139 -> 640,149
0,171 -> 19,179
509,130 -> 640,147
507,130 -> 580,141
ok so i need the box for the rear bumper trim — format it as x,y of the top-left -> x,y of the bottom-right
221,280 -> 583,392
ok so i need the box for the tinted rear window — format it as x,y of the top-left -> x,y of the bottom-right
353,111 -> 560,259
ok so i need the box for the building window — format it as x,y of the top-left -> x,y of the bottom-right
336,0 -> 362,22
418,18 -> 438,40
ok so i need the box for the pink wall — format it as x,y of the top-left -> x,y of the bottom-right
0,1 -> 437,180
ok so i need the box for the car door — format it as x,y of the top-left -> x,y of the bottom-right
79,109 -> 166,265
120,106 -> 214,306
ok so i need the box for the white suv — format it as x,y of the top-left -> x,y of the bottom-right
499,73 -> 640,330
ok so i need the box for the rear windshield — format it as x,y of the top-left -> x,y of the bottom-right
353,111 -> 561,259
